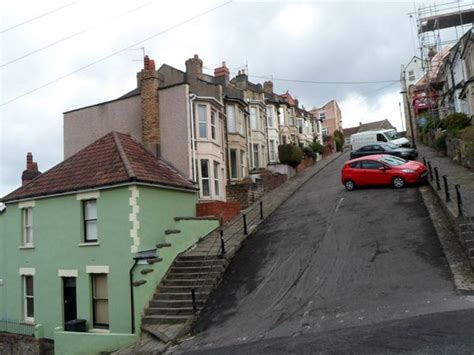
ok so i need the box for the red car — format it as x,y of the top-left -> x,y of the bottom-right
341,154 -> 428,191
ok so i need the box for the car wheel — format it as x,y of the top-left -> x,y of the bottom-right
345,180 -> 355,191
392,176 -> 405,188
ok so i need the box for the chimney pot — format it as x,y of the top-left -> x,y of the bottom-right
22,153 -> 41,186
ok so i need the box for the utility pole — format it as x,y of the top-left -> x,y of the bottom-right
398,101 -> 405,132
400,69 -> 417,148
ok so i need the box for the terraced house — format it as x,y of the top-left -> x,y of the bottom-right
0,132 -> 218,354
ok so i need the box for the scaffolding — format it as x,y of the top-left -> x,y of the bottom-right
412,1 -> 474,123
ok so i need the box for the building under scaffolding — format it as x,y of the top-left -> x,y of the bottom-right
402,1 -> 474,141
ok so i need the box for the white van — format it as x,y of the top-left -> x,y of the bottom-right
350,129 -> 410,151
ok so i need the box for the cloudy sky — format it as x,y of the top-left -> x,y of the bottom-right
0,0 -> 447,196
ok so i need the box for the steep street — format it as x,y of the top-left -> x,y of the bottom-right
173,155 -> 474,353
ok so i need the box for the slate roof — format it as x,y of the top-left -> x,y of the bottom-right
343,119 -> 395,137
2,132 -> 195,203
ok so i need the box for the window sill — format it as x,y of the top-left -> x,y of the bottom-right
23,319 -> 35,325
78,242 -> 100,247
88,328 -> 110,333
19,245 -> 35,250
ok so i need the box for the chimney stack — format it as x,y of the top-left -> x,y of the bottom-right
263,81 -> 273,93
137,55 -> 161,157
21,152 -> 41,185
185,54 -> 203,81
214,61 -> 230,86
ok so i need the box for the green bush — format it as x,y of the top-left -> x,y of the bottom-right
310,140 -> 324,154
278,144 -> 303,167
435,132 -> 447,152
303,146 -> 316,160
440,113 -> 471,131
461,126 -> 474,142
334,130 -> 344,152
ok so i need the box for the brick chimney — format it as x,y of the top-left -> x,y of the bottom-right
21,152 -> 41,185
185,54 -> 203,81
137,55 -> 160,157
214,61 -> 230,86
263,80 -> 273,94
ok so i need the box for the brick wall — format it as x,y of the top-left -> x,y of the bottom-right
196,201 -> 241,224
296,156 -> 315,173
0,333 -> 52,354
226,181 -> 264,210
260,171 -> 288,192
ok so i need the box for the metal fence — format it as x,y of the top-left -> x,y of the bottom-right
0,318 -> 35,337
423,156 -> 469,217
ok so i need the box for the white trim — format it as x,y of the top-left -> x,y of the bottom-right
18,200 -> 35,208
86,266 -> 109,274
128,185 -> 140,254
5,182 -> 196,205
19,268 -> 35,276
76,191 -> 100,200
88,328 -> 110,334
58,269 -> 78,277
18,245 -> 35,250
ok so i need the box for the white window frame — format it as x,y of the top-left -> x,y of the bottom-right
213,161 -> 220,197
269,140 -> 276,162
22,207 -> 33,247
319,112 -> 326,121
240,150 -> 246,178
267,106 -> 275,128
200,159 -> 210,197
230,149 -> 238,180
237,108 -> 245,135
250,106 -> 258,130
23,275 -> 34,323
91,273 -> 109,329
211,110 -> 217,141
197,104 -> 208,139
322,127 -> 329,136
253,144 -> 259,169
83,199 -> 98,243
226,105 -> 236,133
278,107 -> 285,126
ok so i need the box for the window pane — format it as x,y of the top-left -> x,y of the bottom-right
214,162 -> 220,196
25,208 -> 32,226
86,221 -> 98,241
211,111 -> 217,140
95,299 -> 109,325
227,106 -> 235,132
26,298 -> 34,318
250,107 -> 257,129
85,200 -> 97,220
93,274 -> 108,298
25,276 -> 33,296
198,105 -> 207,138
253,144 -> 259,168
200,160 -> 209,178
25,227 -> 33,244
230,150 -> 237,179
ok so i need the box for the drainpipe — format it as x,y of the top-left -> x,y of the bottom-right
189,94 -> 197,182
129,259 -> 138,334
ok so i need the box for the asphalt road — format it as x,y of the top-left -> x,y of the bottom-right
173,155 -> 474,354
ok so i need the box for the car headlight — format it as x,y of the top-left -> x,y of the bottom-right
401,168 -> 415,173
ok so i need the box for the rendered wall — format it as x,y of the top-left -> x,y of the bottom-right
63,96 -> 142,159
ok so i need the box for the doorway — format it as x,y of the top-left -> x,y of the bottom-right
63,277 -> 77,323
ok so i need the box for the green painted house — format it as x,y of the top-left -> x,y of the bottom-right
0,132 -> 218,354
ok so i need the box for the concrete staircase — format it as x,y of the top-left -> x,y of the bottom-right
141,255 -> 227,327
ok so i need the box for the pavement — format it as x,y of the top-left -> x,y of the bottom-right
169,151 -> 474,354
416,143 -> 474,217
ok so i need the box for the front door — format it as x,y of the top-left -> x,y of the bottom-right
63,277 -> 77,323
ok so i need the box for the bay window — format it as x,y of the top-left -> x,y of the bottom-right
213,162 -> 220,196
226,105 -> 235,132
200,160 -> 210,197
198,105 -> 207,138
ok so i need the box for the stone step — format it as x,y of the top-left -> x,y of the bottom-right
152,292 -> 209,301
166,272 -> 221,280
165,229 -> 181,235
149,299 -> 205,308
147,258 -> 162,264
157,285 -> 213,293
140,268 -> 154,275
170,265 -> 224,274
156,243 -> 172,248
162,278 -> 216,287
144,307 -> 196,316
142,315 -> 189,325
174,259 -> 226,267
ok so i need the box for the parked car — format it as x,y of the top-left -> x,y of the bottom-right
350,142 -> 418,160
350,129 -> 411,150
341,154 -> 428,191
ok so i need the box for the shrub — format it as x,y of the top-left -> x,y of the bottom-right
310,140 -> 324,154
440,113 -> 471,131
278,144 -> 303,167
334,130 -> 345,152
303,146 -> 316,160
435,132 -> 447,152
461,126 -> 474,142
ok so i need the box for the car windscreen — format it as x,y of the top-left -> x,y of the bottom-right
385,130 -> 401,140
380,156 -> 406,166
